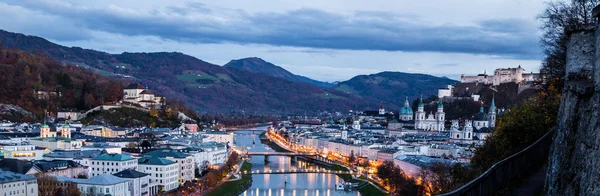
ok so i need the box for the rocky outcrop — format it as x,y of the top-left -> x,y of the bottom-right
0,104 -> 35,121
545,17 -> 600,196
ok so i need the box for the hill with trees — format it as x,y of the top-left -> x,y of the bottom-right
0,47 -> 123,121
224,57 -> 334,88
335,71 -> 456,105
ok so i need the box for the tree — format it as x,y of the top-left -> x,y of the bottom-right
149,107 -> 159,118
348,150 -> 356,164
538,0 -> 600,86
126,142 -> 137,148
376,161 -> 423,195
37,175 -> 61,196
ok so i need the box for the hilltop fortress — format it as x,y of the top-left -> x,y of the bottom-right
460,66 -> 540,86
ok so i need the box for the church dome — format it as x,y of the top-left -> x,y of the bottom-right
400,106 -> 413,115
400,96 -> 413,115
474,106 -> 487,121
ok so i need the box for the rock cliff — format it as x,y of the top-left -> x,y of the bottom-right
545,21 -> 600,196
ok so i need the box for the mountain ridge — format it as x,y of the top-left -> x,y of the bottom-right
224,57 -> 334,88
0,29 -> 392,114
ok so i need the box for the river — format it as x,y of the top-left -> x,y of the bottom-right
234,129 -> 361,196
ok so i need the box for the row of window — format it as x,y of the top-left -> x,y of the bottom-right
91,161 -> 136,166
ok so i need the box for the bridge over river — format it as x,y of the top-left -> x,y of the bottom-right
244,168 -> 353,175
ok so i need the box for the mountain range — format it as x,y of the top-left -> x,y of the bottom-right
0,29 -> 456,114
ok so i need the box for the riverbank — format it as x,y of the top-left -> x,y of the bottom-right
259,132 -> 290,152
265,132 -> 388,196
204,161 -> 253,196
226,122 -> 272,130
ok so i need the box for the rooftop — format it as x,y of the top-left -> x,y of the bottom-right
138,157 -> 176,166
93,153 -> 133,161
0,170 -> 35,183
57,174 -> 129,185
113,169 -> 149,178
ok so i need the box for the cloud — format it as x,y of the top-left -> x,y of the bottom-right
436,63 -> 459,67
1,0 -> 541,59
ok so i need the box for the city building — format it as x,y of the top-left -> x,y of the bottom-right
196,142 -> 229,167
113,169 -> 150,196
0,144 -> 44,160
0,170 -> 38,196
82,143 -> 122,154
122,83 -> 165,108
142,149 -> 195,185
90,153 -> 138,177
30,160 -> 86,178
202,132 -> 234,146
414,98 -> 445,131
137,156 -> 178,193
56,174 -> 130,196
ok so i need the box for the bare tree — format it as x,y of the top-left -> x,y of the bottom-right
538,0 -> 600,84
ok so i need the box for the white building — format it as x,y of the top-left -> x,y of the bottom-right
82,143 -> 122,154
196,142 -> 229,167
57,174 -> 130,196
203,132 -> 234,146
90,153 -> 138,177
142,150 -> 195,185
57,111 -> 84,121
123,83 -> 165,108
438,85 -> 453,98
0,170 -> 38,196
0,144 -> 44,160
137,156 -> 179,193
113,169 -> 151,196
414,98 -> 445,131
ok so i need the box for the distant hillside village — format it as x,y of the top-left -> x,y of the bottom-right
267,66 -> 540,178
0,82 -> 239,196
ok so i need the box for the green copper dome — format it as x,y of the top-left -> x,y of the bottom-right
400,97 -> 413,115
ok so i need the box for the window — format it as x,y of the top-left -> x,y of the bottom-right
106,188 -> 109,193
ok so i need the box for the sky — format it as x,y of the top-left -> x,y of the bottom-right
0,0 -> 546,82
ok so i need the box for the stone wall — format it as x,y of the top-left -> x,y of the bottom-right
545,25 -> 600,195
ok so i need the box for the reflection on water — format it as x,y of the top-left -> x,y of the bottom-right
235,130 -> 360,196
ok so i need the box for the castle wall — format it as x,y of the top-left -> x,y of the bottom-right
545,26 -> 599,195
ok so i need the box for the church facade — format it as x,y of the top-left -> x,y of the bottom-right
414,97 -> 445,131
449,97 -> 496,144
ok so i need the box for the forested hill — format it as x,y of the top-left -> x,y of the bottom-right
0,47 -> 123,120
334,72 -> 457,104
0,29 -> 388,114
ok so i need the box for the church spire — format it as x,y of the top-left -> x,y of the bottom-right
404,96 -> 410,107
418,95 -> 424,108
489,95 -> 495,112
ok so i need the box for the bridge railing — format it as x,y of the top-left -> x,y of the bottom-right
439,129 -> 555,196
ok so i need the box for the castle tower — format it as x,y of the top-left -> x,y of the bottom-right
61,124 -> 71,138
40,124 -> 50,138
489,95 -> 497,127
435,100 -> 445,131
